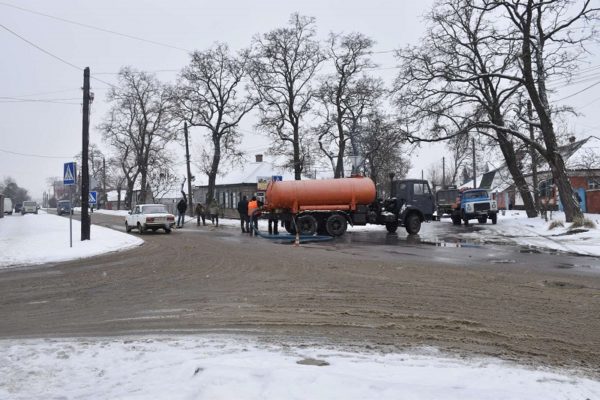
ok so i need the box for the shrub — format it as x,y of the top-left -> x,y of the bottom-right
548,220 -> 564,230
569,216 -> 596,230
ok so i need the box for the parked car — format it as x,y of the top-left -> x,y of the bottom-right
14,203 -> 22,213
57,200 -> 73,215
21,201 -> 38,215
126,204 -> 175,234
3,198 -> 13,215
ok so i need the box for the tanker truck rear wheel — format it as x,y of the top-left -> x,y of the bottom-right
326,214 -> 347,236
284,220 -> 296,235
297,215 -> 317,235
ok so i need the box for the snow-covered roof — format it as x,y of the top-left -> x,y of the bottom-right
196,161 -> 298,186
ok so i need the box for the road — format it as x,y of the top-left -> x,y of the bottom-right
1,212 -> 598,376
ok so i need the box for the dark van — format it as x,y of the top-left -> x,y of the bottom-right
57,200 -> 73,215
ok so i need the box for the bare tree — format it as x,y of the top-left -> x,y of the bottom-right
315,32 -> 377,178
491,0 -> 598,221
394,0 -> 539,217
250,13 -> 325,180
100,67 -> 177,205
357,112 -> 411,191
173,43 -> 257,205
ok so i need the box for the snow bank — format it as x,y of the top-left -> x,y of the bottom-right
0,211 -> 142,268
0,336 -> 597,400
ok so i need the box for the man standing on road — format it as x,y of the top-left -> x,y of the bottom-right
195,202 -> 206,226
237,195 -> 249,233
208,198 -> 220,227
176,192 -> 187,228
247,196 -> 258,235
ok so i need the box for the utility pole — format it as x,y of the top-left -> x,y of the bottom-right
81,67 -> 91,240
472,137 -> 476,189
102,157 -> 107,210
184,122 -> 194,216
528,100 -> 540,212
442,157 -> 446,188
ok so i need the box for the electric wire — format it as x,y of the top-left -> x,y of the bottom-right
0,147 -> 73,159
0,1 -> 192,53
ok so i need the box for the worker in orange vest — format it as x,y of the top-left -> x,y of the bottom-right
247,196 -> 259,235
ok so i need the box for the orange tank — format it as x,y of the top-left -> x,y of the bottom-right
265,177 -> 376,213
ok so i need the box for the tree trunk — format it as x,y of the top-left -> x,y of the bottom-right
293,124 -> 302,180
206,138 -> 222,207
494,127 -> 538,218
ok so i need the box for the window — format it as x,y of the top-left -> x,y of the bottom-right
413,183 -> 430,195
589,178 -> 600,190
538,179 -> 553,197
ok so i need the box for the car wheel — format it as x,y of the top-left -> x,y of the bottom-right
164,228 -> 172,234
125,222 -> 132,233
405,213 -> 421,235
137,222 -> 145,234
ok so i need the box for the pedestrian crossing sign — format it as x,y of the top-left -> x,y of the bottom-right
89,191 -> 97,205
64,162 -> 76,185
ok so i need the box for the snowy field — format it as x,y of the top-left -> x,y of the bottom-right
1,335 -> 599,400
1,209 -> 599,398
0,211 -> 142,269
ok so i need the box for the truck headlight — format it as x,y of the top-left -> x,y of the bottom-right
491,201 -> 497,210
466,203 -> 473,212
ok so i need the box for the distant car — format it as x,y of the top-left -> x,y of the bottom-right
57,200 -> 73,215
14,203 -> 22,213
21,201 -> 38,215
126,204 -> 175,234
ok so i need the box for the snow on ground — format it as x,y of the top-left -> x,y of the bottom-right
1,210 -> 598,397
1,335 -> 598,400
437,210 -> 600,256
0,211 -> 142,269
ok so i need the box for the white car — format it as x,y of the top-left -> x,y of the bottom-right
126,204 -> 175,234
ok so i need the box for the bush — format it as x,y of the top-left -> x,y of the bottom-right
548,220 -> 564,230
569,216 -> 596,230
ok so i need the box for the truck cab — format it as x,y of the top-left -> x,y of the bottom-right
457,189 -> 498,225
379,179 -> 435,234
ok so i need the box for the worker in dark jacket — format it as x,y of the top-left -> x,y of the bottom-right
237,195 -> 249,233
195,202 -> 206,226
176,192 -> 187,228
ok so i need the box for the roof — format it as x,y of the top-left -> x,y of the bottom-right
195,160 -> 299,186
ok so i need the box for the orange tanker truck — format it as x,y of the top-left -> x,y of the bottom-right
257,176 -> 435,237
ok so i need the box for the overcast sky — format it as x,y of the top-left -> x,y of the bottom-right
1,0 -> 599,199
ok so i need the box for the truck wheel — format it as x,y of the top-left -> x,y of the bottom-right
385,221 -> 398,233
326,214 -> 347,236
491,213 -> 497,224
405,213 -> 421,235
451,215 -> 461,225
478,217 -> 487,224
297,215 -> 317,235
284,220 -> 296,235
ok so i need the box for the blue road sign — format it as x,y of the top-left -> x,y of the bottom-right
89,191 -> 97,205
63,162 -> 76,185
272,175 -> 283,181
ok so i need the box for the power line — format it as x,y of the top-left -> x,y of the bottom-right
0,147 -> 73,159
555,79 -> 600,102
0,1 -> 192,53
0,22 -> 82,71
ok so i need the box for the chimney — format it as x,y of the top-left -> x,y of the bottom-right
255,154 -> 263,163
